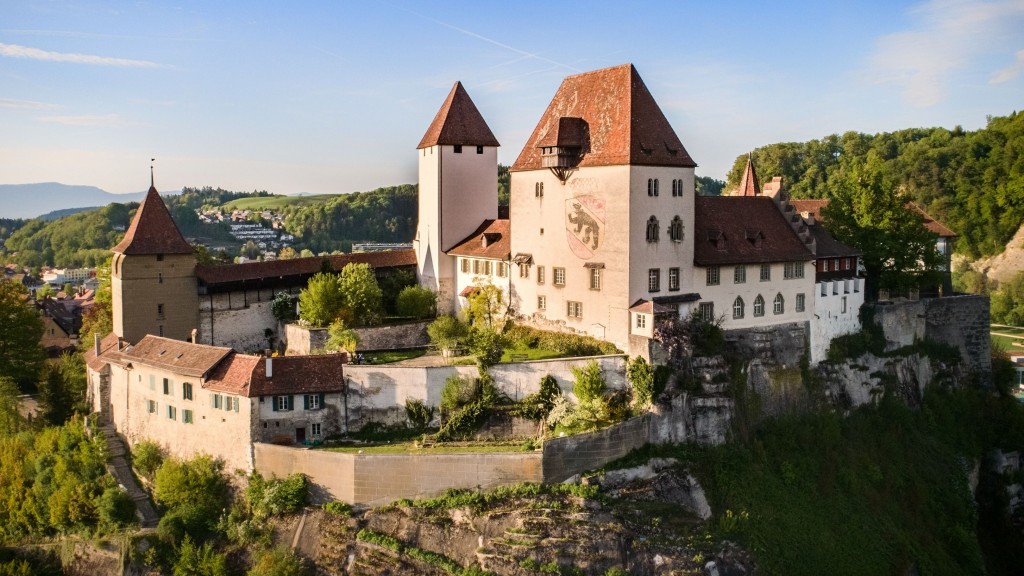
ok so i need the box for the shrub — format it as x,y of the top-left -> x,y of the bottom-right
325,319 -> 359,353
469,328 -> 505,367
173,535 -> 228,576
512,375 -> 562,420
405,399 -> 435,432
247,548 -> 309,576
440,375 -> 480,415
247,472 -> 307,521
271,292 -> 296,323
427,316 -> 470,353
627,356 -> 655,408
571,361 -> 606,402
154,455 -> 228,515
322,500 -> 352,517
298,272 -> 343,327
97,487 -> 136,531
436,401 -> 488,441
132,440 -> 164,480
395,286 -> 437,319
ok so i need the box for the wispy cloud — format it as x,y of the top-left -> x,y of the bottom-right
864,0 -> 1024,107
0,98 -> 57,110
0,42 -> 161,68
991,49 -> 1024,83
36,114 -> 137,127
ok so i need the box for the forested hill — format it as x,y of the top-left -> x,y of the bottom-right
724,111 -> 1024,259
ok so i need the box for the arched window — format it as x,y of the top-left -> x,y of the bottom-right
653,179 -> 659,196
774,293 -> 785,314
672,179 -> 678,197
753,295 -> 765,317
647,178 -> 654,196
646,216 -> 659,242
733,297 -> 744,319
669,216 -> 684,242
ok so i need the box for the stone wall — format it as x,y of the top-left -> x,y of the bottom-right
724,321 -> 808,367
541,416 -> 651,482
873,295 -> 992,386
283,323 -> 330,355
198,287 -> 288,353
354,321 -> 430,351
254,443 -> 543,507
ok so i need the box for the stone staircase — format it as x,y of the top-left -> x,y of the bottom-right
97,424 -> 160,528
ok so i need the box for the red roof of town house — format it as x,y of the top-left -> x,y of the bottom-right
112,186 -> 193,255
512,64 -> 696,171
119,335 -> 234,378
908,202 -> 957,237
194,249 -> 417,286
418,81 -> 500,149
788,199 -> 830,221
736,155 -> 761,197
789,199 -> 956,238
203,353 -> 261,396
85,332 -> 121,372
247,354 -> 347,397
693,197 -> 814,266
446,219 -> 511,260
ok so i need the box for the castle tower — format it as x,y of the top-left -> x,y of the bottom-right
111,177 -> 199,343
415,81 -> 500,314
736,154 -> 761,196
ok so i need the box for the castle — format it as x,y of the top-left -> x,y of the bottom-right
87,63 -> 876,470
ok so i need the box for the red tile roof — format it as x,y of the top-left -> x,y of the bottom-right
808,224 -> 862,258
248,354 -> 347,397
737,155 -> 761,197
789,199 -> 829,220
446,219 -> 511,260
628,299 -> 674,314
195,249 -> 417,285
204,353 -> 260,396
113,186 -> 193,255
907,203 -> 957,237
512,64 -> 696,171
693,197 -> 814,265
85,332 -> 121,372
119,335 -> 233,378
418,82 -> 500,149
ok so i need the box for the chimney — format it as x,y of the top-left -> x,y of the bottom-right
191,328 -> 198,344
94,332 -> 101,357
266,357 -> 273,378
117,337 -> 125,351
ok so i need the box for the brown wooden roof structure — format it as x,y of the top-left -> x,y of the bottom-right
112,186 -> 193,255
693,197 -> 814,265
418,81 -> 500,149
446,219 -> 511,260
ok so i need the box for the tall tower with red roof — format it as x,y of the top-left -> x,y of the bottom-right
111,178 -> 199,343
415,81 -> 500,314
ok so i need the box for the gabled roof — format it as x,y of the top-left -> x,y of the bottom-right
248,354 -> 347,397
204,354 -> 260,396
908,202 -> 957,237
512,64 -> 696,171
112,186 -> 193,255
418,81 -> 500,149
628,299 -> 674,314
789,199 -> 829,220
737,155 -> 761,196
85,332 -> 121,372
808,224 -> 862,259
119,335 -> 233,378
446,219 -> 511,260
693,197 -> 814,265
790,198 -> 956,238
194,249 -> 417,286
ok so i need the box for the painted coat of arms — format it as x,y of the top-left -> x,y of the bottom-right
565,195 -> 604,260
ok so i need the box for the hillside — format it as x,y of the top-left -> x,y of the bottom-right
726,111 -> 1024,260
0,183 -> 146,219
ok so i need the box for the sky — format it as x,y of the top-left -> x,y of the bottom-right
0,0 -> 1022,198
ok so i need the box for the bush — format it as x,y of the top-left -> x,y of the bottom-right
571,361 -> 606,402
395,286 -> 437,319
405,399 -> 435,432
132,440 -> 164,479
436,401 -> 488,441
173,535 -> 228,576
427,316 -> 470,353
97,487 -> 136,530
247,547 -> 309,576
511,375 -> 562,420
440,375 -> 480,415
323,501 -> 352,516
469,328 -> 506,367
247,472 -> 308,521
627,356 -> 655,408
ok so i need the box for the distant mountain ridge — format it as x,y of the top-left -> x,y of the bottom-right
0,183 -> 148,219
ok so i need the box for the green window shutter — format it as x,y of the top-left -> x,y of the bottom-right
149,375 -> 155,390
234,398 -> 239,413
303,395 -> 309,410
271,396 -> 278,412
169,379 -> 174,396
319,393 -> 325,408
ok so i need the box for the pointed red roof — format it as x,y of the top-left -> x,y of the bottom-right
112,186 -> 193,255
417,81 -> 500,149
512,64 -> 696,171
737,155 -> 761,196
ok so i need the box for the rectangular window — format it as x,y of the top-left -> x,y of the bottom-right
485,261 -> 493,276
182,382 -> 192,401
784,262 -> 805,279
553,267 -> 565,286
566,301 -> 582,318
706,266 -> 720,286
162,378 -> 171,396
669,268 -> 680,291
590,268 -> 602,290
461,258 -> 470,273
149,375 -> 155,391
166,405 -> 176,421
497,262 -> 508,278
275,395 -> 292,411
453,144 -> 462,153
473,260 -> 481,274
311,423 -> 322,437
648,268 -> 661,292
182,409 -> 193,424
636,313 -> 646,329
305,394 -> 322,410
698,302 -> 714,322
147,400 -> 158,414
537,266 -> 545,284
760,263 -> 771,281
212,393 -> 223,410
537,295 -> 546,310
841,296 -> 848,314
519,264 -> 530,278
157,303 -> 164,319
734,265 -> 746,284
796,293 -> 805,312
476,145 -> 483,154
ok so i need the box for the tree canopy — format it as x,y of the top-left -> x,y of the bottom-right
0,281 -> 46,388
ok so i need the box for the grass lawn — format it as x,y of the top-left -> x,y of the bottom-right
362,349 -> 426,364
221,194 -> 341,211
992,333 -> 1024,351
500,347 -> 562,362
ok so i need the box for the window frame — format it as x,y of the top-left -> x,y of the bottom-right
275,395 -> 292,411
734,265 -> 746,284
754,294 -> 765,317
760,263 -> 771,281
589,267 -> 602,291
796,293 -> 806,312
648,268 -> 661,292
566,301 -> 582,318
553,267 -> 566,286
668,267 -> 680,291
706,266 -> 720,286
537,295 -> 546,310
773,293 -> 785,315
698,302 -> 714,322
182,382 -> 193,401
537,266 -> 545,285
733,297 -> 745,319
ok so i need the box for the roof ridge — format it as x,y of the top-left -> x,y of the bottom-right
417,81 -> 500,149
112,185 -> 193,255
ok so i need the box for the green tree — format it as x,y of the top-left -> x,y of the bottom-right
154,455 -> 229,540
991,271 -> 1024,325
0,377 -> 27,437
822,161 -> 941,300
173,535 -> 228,576
247,548 -> 309,576
427,315 -> 469,358
278,246 -> 299,260
465,281 -> 505,329
0,280 -> 46,388
37,364 -> 74,426
298,272 -> 343,327
571,360 -> 606,402
34,284 -> 55,300
324,319 -> 359,354
395,285 -> 436,319
80,257 -> 112,350
271,291 -> 297,323
337,263 -> 383,326
626,356 -> 656,408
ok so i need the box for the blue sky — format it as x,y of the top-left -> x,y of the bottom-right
0,0 -> 1022,197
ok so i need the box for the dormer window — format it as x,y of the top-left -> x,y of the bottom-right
745,230 -> 764,248
708,229 -> 726,251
